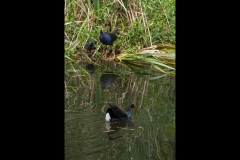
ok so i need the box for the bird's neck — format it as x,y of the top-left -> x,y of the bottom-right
126,104 -> 132,111
125,105 -> 132,118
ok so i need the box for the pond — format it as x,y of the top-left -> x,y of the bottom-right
65,61 -> 175,160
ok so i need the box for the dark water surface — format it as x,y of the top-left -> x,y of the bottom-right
65,61 -> 175,160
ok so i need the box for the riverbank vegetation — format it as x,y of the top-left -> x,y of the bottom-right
65,0 -> 175,74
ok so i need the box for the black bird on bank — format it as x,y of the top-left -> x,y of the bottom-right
85,64 -> 95,74
84,39 -> 96,51
99,28 -> 118,45
99,28 -> 118,57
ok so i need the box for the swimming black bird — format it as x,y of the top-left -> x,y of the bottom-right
105,103 -> 137,122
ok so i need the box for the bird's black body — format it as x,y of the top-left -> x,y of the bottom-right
105,103 -> 137,122
84,39 -> 96,51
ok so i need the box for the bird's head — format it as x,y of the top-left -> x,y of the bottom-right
100,28 -> 104,34
131,103 -> 137,109
126,103 -> 137,112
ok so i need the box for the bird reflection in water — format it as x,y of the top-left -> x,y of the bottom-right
100,72 -> 120,90
105,120 -> 134,140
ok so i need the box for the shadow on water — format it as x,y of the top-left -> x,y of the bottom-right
65,61 -> 175,160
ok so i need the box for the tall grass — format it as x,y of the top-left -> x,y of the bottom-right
65,0 -> 175,57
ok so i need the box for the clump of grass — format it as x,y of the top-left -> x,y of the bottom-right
65,0 -> 175,62
117,52 -> 175,74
